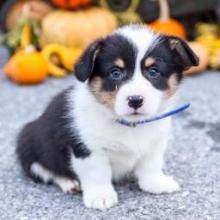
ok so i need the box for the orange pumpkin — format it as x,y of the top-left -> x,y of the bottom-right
148,0 -> 186,39
3,47 -> 48,84
52,0 -> 92,9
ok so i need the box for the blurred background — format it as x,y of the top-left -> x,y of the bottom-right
0,0 -> 219,84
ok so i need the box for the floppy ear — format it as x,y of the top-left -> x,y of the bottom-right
168,36 -> 199,71
74,39 -> 103,82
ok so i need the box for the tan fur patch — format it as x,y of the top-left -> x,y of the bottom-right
144,57 -> 155,67
165,74 -> 179,99
89,77 -> 117,110
115,58 -> 125,68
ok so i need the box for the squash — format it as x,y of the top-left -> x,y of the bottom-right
3,46 -> 48,84
20,23 -> 32,49
42,44 -> 82,77
40,7 -> 118,49
1,16 -> 41,52
6,0 -> 52,31
148,0 -> 186,39
52,0 -> 92,9
184,42 -> 209,75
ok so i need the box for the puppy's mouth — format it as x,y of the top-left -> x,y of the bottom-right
119,111 -> 150,121
128,111 -> 146,116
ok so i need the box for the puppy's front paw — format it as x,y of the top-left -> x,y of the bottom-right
139,174 -> 180,194
83,188 -> 118,210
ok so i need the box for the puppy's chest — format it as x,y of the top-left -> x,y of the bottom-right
101,127 -> 162,180
87,121 -> 168,156
103,129 -> 155,155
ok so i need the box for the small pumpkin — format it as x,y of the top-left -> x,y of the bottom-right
148,0 -> 186,39
52,0 -> 92,9
40,8 -> 118,49
3,46 -> 48,84
184,42 -> 209,75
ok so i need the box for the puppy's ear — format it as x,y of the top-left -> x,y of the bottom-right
167,36 -> 199,71
74,39 -> 103,82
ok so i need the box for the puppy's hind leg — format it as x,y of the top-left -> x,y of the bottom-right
53,177 -> 80,193
30,162 -> 80,193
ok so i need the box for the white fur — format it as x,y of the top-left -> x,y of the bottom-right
116,25 -> 160,58
72,150 -> 118,210
30,162 -> 80,193
68,26 -> 180,210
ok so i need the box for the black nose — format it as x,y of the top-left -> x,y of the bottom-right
128,95 -> 144,110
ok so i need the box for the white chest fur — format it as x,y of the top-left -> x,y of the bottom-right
68,83 -> 171,180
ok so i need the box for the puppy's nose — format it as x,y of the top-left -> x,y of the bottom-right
128,95 -> 144,110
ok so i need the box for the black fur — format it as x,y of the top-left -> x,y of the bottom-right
141,35 -> 199,90
75,34 -> 137,92
94,34 -> 137,92
16,88 -> 90,181
75,39 -> 103,82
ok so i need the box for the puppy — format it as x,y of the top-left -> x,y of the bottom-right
16,25 -> 198,210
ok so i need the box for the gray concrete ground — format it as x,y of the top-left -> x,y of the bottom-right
0,46 -> 220,219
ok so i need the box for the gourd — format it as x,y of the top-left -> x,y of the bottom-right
148,0 -> 186,39
1,14 -> 42,52
42,44 -> 82,77
40,7 -> 118,49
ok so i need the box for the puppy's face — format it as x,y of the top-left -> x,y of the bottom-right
75,25 -> 198,119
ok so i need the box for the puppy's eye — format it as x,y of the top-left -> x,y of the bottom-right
110,67 -> 123,80
147,67 -> 160,79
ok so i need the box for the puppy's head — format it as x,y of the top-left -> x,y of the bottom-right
75,25 -> 198,119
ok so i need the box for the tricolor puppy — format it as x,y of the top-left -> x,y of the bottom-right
17,25 -> 198,210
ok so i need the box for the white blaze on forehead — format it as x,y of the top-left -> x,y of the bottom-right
116,25 -> 161,83
116,25 -> 160,59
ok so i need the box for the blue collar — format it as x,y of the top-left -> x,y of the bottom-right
116,103 -> 190,127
